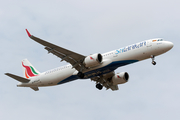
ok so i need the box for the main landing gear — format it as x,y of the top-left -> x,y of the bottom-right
96,83 -> 103,90
151,55 -> 156,65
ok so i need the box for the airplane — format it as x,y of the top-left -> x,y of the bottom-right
5,29 -> 174,91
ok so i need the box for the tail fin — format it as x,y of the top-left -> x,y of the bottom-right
22,59 -> 40,78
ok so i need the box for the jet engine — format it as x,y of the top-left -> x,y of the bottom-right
83,53 -> 103,68
112,72 -> 129,85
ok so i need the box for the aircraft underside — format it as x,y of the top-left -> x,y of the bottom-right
58,59 -> 138,85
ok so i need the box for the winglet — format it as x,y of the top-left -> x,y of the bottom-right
25,29 -> 31,37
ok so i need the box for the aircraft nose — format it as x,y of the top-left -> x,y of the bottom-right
164,41 -> 174,51
167,41 -> 174,49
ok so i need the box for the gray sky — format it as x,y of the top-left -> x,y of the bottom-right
0,0 -> 179,120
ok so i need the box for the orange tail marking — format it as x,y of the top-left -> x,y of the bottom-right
25,69 -> 29,78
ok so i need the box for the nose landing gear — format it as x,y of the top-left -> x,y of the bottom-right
152,61 -> 156,65
151,55 -> 156,65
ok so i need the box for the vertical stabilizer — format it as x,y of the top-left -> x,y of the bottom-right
22,59 -> 40,78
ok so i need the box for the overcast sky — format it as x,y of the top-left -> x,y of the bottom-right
0,0 -> 179,120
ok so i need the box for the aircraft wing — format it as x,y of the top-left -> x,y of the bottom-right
91,71 -> 119,91
25,29 -> 85,71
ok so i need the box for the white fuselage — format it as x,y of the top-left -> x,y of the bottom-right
18,39 -> 173,87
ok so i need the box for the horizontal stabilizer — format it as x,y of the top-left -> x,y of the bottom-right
30,87 -> 39,91
5,73 -> 30,83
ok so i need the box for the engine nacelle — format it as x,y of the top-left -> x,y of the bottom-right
112,72 -> 129,85
84,53 -> 103,68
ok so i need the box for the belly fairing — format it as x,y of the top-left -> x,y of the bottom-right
57,60 -> 138,85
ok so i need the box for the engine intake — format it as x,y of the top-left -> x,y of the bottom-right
84,53 -> 103,68
112,72 -> 129,85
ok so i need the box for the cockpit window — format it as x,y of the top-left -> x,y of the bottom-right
157,39 -> 163,41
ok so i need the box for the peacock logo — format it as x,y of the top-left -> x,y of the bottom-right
22,62 -> 39,78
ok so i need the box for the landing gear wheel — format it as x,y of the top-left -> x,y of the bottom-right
152,61 -> 156,65
96,83 -> 103,90
151,55 -> 156,65
77,72 -> 84,79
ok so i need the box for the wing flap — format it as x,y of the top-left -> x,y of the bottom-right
5,73 -> 30,83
